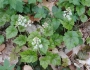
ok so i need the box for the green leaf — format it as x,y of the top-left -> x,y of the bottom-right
4,59 -> 9,68
8,0 -> 23,12
51,18 -> 60,31
52,6 -> 63,19
6,26 -> 18,39
28,0 -> 36,4
49,39 -> 55,48
60,19 -> 74,30
63,31 -> 79,49
6,9 -> 16,16
0,0 -> 4,8
2,59 -> 15,70
11,15 -> 18,25
27,31 -> 41,40
51,34 -> 63,46
0,19 -> 5,26
13,35 -> 27,46
86,37 -> 90,44
27,31 -> 41,46
69,0 -> 80,5
0,66 -> 4,70
87,9 -> 90,16
78,37 -> 83,45
81,0 -> 90,7
76,6 -> 85,16
16,66 -> 21,70
62,68 -> 70,70
34,7 -> 46,18
0,13 -> 10,26
10,52 -> 18,61
9,0 -> 17,9
43,26 -> 53,36
18,26 -> 25,32
10,47 -> 21,61
2,14 -> 10,22
8,65 -> 15,70
40,38 -> 49,54
46,52 -> 61,66
57,0 -> 65,3
80,14 -> 88,22
15,1 -> 23,12
20,50 -> 37,63
50,54 -> 61,65
37,0 -> 42,2
0,35 -> 4,45
39,56 -> 50,69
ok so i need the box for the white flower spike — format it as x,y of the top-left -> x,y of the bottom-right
63,7 -> 72,21
17,15 -> 32,27
32,37 -> 43,50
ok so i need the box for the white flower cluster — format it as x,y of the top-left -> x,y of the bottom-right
32,37 -> 43,50
63,7 -> 72,20
38,22 -> 48,34
16,15 -> 32,27
42,22 -> 48,28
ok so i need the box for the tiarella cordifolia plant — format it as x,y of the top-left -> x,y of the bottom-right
0,0 -> 90,69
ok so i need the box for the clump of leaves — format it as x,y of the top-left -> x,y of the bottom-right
0,0 -> 88,69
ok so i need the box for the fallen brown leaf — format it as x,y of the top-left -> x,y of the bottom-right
29,15 -> 41,22
69,64 -> 76,70
50,64 -> 58,70
41,0 -> 55,15
23,0 -> 28,3
2,41 -> 18,65
21,46 -> 28,51
72,46 -> 81,55
23,65 -> 33,70
0,44 -> 5,52
52,48 -> 59,54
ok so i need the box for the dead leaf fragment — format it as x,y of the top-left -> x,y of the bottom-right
0,44 -> 5,52
50,64 -> 58,70
0,55 -> 3,63
21,46 -> 28,51
23,65 -> 33,70
23,0 -> 28,3
73,46 -> 81,55
29,15 -> 41,22
86,58 -> 90,65
2,41 -> 18,65
26,24 -> 37,33
42,0 -> 54,11
77,59 -> 86,65
52,48 -> 59,54
69,64 -> 76,70
58,51 -> 71,65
